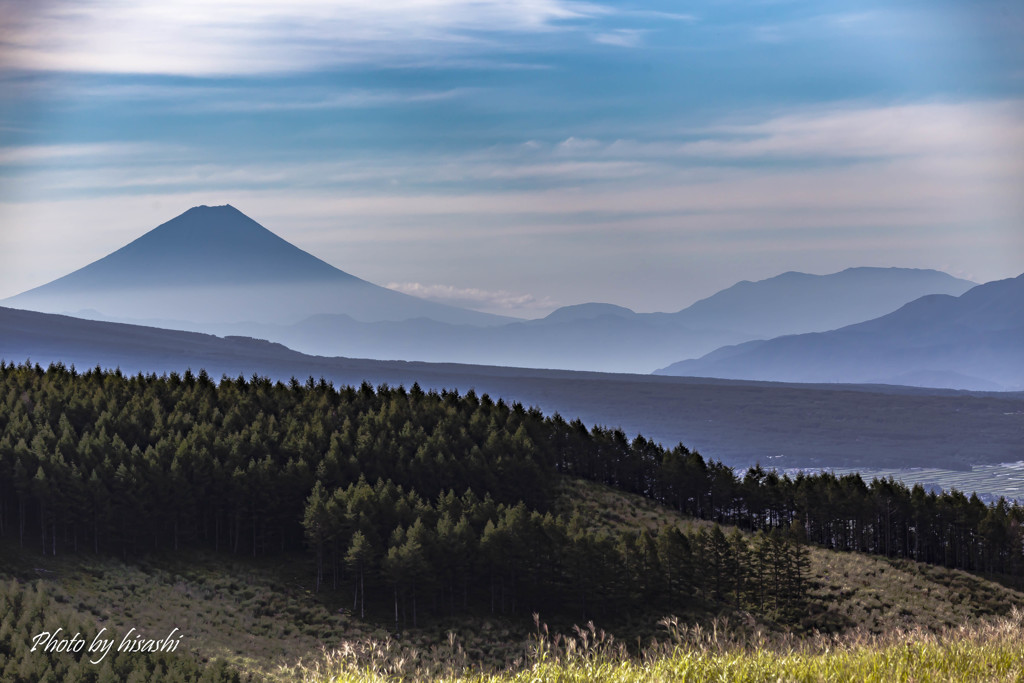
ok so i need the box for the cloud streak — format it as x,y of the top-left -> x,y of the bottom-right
0,142 -> 171,165
3,100 -> 1021,216
385,282 -> 557,313
593,29 -> 647,48
0,0 -> 609,75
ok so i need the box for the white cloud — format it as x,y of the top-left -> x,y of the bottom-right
593,29 -> 646,47
749,10 -> 894,45
622,10 -> 695,22
686,101 -> 1024,162
554,137 -> 603,153
196,88 -> 471,112
0,142 -> 172,165
4,100 -> 1022,200
0,0 -> 609,75
385,282 -> 557,312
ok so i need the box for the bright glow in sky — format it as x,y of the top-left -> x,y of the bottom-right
1,0 -> 1022,316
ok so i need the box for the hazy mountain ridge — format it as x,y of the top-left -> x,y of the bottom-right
211,311 -> 751,373
250,266 -> 974,372
1,205 -> 979,375
668,267 -> 976,338
656,273 -> 1024,391
538,302 -> 637,324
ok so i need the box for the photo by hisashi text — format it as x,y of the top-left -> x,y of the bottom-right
30,627 -> 183,664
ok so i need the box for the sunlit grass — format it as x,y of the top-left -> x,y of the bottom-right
289,610 -> 1024,683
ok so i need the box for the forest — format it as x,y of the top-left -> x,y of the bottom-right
1,361 -> 1022,633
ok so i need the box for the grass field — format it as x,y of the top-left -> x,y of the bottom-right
289,610 -> 1024,682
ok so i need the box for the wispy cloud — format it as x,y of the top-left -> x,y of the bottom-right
196,88 -> 472,113
4,100 -> 1022,202
687,101 -> 1024,162
593,29 -> 647,47
385,282 -> 557,313
546,101 -> 1024,168
750,9 -> 891,44
0,0 -> 610,76
10,101 -> 1016,177
0,142 -> 177,166
621,10 -> 696,22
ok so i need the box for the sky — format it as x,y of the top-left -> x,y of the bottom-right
0,0 -> 1022,317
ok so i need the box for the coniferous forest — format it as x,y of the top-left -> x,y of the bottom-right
1,360 -> 1023,638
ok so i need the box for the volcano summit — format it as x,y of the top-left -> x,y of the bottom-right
3,205 -> 512,328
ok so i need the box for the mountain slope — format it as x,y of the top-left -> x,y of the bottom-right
656,274 -> 1024,390
670,267 -> 976,338
539,302 -> 637,324
3,205 -> 512,327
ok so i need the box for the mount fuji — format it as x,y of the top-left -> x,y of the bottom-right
2,205 -> 513,327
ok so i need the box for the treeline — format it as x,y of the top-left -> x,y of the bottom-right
303,477 -> 809,626
0,362 -> 1022,623
0,578 -> 243,682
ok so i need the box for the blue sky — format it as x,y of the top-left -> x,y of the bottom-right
1,0 -> 1022,316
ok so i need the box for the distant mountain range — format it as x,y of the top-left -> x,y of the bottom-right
666,267 -> 977,339
205,264 -> 973,372
0,204 -> 984,376
656,274 -> 1024,391
3,304 -> 1022,471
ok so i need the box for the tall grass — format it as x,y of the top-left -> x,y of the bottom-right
288,609 -> 1024,683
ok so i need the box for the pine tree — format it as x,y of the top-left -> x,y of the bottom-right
345,530 -> 373,618
303,481 -> 329,592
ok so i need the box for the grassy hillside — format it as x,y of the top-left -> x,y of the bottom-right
4,476 -> 1024,681
557,478 -> 1024,634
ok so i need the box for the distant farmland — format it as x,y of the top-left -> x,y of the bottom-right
781,461 -> 1024,504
